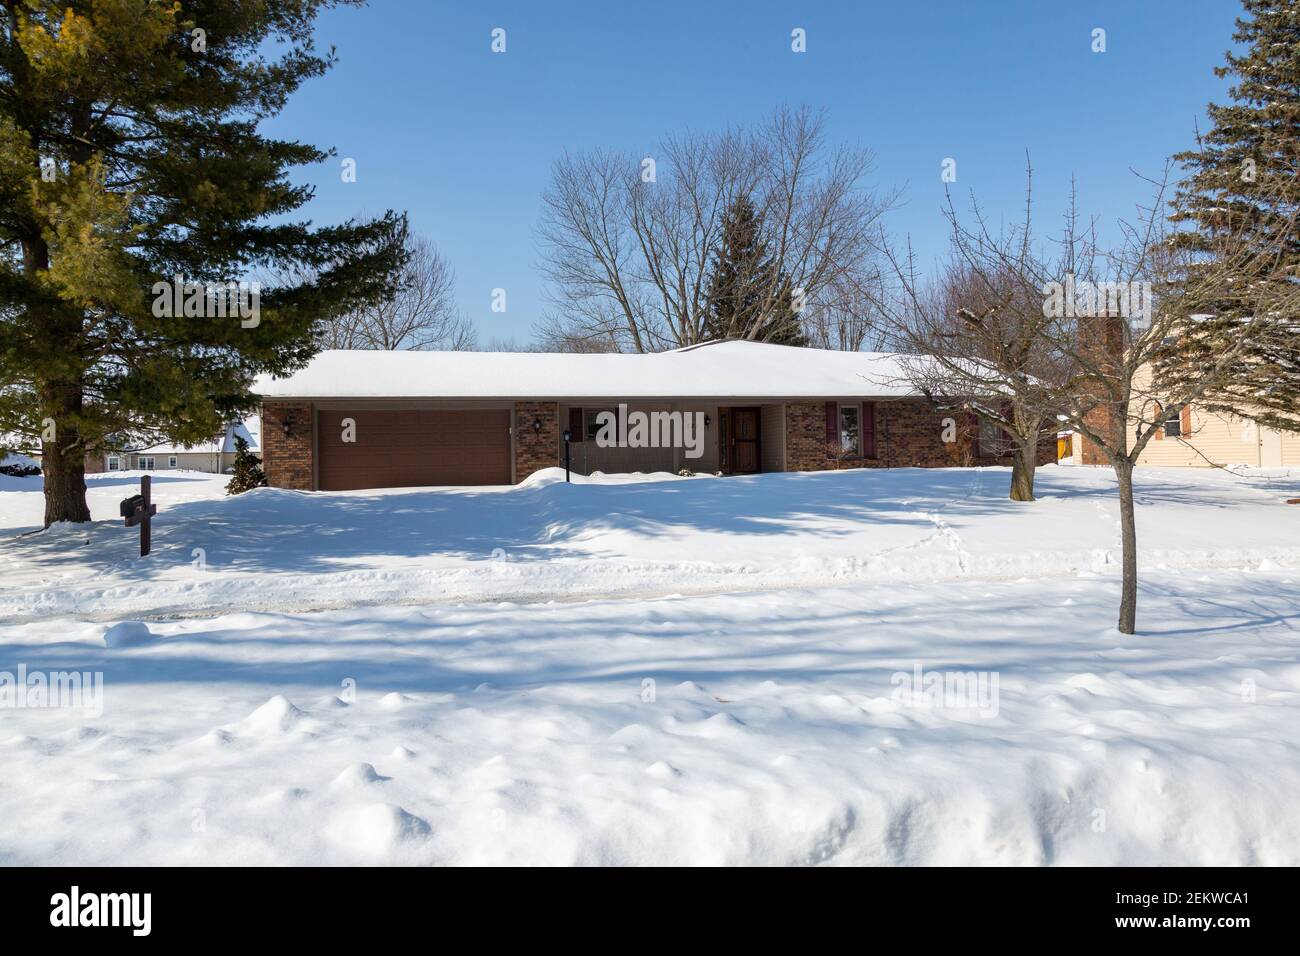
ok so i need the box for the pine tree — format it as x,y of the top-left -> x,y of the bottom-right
225,434 -> 267,495
703,196 -> 807,346
1,1 -> 408,526
1162,0 -> 1300,433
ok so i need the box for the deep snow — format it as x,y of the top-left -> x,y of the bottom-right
2,464 -> 1298,622
1,465 -> 1298,865
0,570 -> 1297,865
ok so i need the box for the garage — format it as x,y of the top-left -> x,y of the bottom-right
316,408 -> 512,490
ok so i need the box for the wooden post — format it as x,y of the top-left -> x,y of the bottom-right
121,476 -> 159,556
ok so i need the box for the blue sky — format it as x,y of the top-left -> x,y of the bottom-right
266,0 -> 1242,346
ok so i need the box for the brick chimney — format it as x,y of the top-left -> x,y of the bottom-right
1076,314 -> 1125,464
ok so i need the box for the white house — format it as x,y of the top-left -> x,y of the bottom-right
98,416 -> 261,475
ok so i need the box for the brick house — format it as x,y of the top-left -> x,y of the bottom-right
254,340 -> 1055,491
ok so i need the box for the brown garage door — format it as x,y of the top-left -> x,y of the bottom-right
316,409 -> 512,490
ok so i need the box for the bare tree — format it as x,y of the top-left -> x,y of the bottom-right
1039,168 -> 1299,633
802,272 -> 890,351
319,234 -> 476,351
875,159 -> 1297,633
879,161 -> 1072,502
536,106 -> 896,351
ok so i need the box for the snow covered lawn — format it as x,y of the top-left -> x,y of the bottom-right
1,465 -> 1298,865
0,570 -> 1297,865
1,464 -> 1298,622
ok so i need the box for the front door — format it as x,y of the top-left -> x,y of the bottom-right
722,407 -> 761,474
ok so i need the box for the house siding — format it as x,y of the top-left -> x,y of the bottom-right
514,401 -> 559,482
786,398 -> 1053,472
262,401 -> 314,490
559,402 -> 721,475
760,404 -> 785,473
1126,364 -> 1300,469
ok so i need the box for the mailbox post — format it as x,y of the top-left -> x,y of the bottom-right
120,475 -> 158,557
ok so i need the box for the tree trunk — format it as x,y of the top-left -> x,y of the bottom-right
41,429 -> 91,526
26,225 -> 93,527
1114,458 -> 1138,635
1009,438 -> 1037,502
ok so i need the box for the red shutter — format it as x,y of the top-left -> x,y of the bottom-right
568,407 -> 584,443
969,412 -> 981,457
1153,402 -> 1163,440
1180,404 -> 1192,435
863,402 -> 876,459
825,402 -> 838,452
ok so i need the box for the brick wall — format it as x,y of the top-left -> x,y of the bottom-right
262,401 -> 314,490
1078,315 -> 1124,465
785,398 -> 1055,472
513,401 -> 559,481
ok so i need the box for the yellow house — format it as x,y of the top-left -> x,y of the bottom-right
1121,364 -> 1300,468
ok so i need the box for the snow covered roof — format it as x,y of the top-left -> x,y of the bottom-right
254,341 -> 924,400
0,451 -> 39,470
132,416 -> 261,455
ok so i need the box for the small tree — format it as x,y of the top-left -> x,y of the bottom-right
1034,167 -> 1300,634
226,435 -> 267,495
878,162 -> 1065,502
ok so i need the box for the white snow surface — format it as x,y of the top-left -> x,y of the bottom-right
1,465 -> 1297,622
1,464 -> 1299,864
253,340 -> 927,399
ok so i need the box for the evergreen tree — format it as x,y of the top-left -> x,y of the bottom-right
1,1 -> 408,526
1162,0 -> 1300,433
225,434 -> 267,495
703,196 -> 807,345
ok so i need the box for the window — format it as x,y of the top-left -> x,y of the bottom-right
979,417 -> 1003,456
839,404 -> 861,457
168,456 -> 177,468
584,407 -> 616,442
107,456 -> 121,472
1162,404 -> 1182,438
138,456 -> 155,471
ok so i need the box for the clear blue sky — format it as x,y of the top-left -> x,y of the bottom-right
266,0 -> 1242,347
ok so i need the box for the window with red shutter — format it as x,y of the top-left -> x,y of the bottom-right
863,402 -> 876,458
567,407 -> 584,443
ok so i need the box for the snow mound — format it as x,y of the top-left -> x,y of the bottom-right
236,695 -> 305,736
330,802 -> 431,853
331,762 -> 389,787
103,621 -> 153,648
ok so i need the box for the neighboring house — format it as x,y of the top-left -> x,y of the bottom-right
1075,359 -> 1300,468
90,417 -> 261,475
1129,403 -> 1300,469
0,450 -> 41,476
253,340 -> 1054,491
